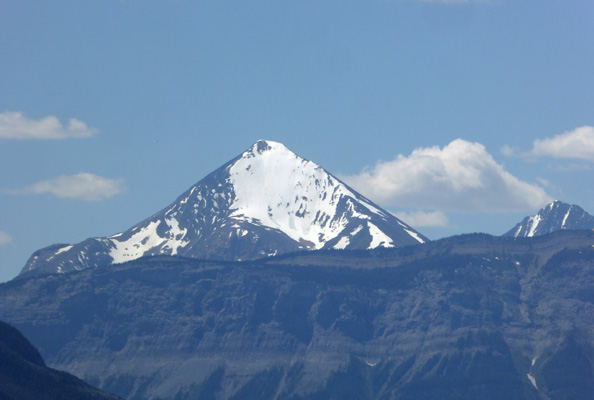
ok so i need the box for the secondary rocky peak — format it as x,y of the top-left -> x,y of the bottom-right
503,200 -> 594,238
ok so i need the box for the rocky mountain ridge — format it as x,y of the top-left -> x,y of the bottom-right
2,230 -> 594,399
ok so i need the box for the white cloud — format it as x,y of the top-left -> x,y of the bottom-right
0,231 -> 12,246
0,111 -> 98,140
342,139 -> 552,213
528,126 -> 594,161
392,210 -> 449,228
13,173 -> 125,202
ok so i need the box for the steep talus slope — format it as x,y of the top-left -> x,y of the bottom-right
0,320 -> 122,400
20,140 -> 426,279
1,231 -> 594,399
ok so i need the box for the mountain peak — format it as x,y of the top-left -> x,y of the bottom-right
243,140 -> 287,157
503,200 -> 594,238
19,141 -> 428,278
254,139 -> 285,152
235,140 -> 301,169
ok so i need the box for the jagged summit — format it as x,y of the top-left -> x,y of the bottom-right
503,200 -> 594,238
19,140 -> 428,278
247,139 -> 284,154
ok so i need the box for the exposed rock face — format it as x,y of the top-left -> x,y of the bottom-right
0,320 -> 122,400
19,140 -> 427,279
504,200 -> 594,238
2,231 -> 594,399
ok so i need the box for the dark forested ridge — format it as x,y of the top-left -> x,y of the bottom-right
1,230 -> 594,399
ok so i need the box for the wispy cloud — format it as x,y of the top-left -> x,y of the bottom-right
500,144 -> 518,157
536,177 -> 555,189
0,231 -> 12,246
555,163 -> 593,172
11,173 -> 125,202
392,210 -> 449,228
0,111 -> 98,140
527,126 -> 594,162
341,139 -> 552,213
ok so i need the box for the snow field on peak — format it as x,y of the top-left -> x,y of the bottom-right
527,214 -> 542,237
561,206 -> 572,228
227,143 -> 392,249
108,217 -> 190,263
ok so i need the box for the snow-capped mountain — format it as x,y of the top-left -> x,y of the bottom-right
19,140 -> 428,278
503,200 -> 594,238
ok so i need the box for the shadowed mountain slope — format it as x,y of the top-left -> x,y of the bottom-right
0,320 -> 122,400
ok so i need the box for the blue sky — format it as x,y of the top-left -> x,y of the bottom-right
1,0 -> 594,282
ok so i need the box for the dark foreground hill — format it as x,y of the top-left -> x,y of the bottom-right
1,230 -> 594,399
0,320 -> 122,400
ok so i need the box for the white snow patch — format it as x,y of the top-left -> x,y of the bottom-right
527,214 -> 542,237
162,217 -> 189,255
561,206 -> 572,228
109,217 -> 189,263
527,373 -> 538,389
179,189 -> 195,205
365,360 -> 379,367
404,228 -> 425,244
333,236 -> 350,250
55,245 -> 73,255
350,225 -> 364,236
367,221 -> 394,249
513,225 -> 523,237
